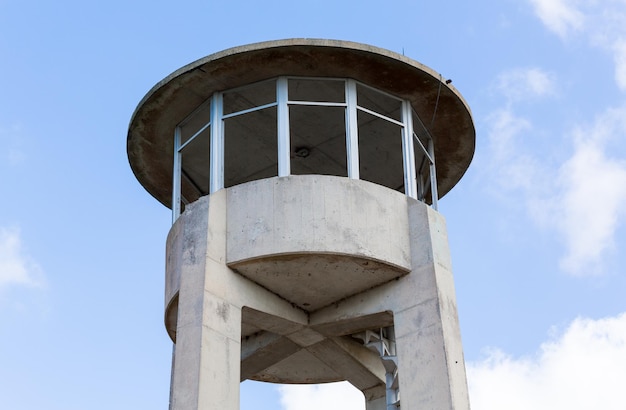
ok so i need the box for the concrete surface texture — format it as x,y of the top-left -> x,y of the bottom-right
164,175 -> 470,409
128,39 -> 474,410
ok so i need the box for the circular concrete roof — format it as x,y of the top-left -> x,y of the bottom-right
127,39 -> 475,208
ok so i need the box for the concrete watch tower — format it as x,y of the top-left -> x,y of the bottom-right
127,39 -> 475,410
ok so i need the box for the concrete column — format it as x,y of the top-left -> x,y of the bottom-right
170,293 -> 242,409
168,195 -> 242,410
390,202 -> 469,409
365,396 -> 386,410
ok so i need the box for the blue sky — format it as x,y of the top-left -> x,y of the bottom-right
1,0 -> 625,409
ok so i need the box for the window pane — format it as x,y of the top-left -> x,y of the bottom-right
358,111 -> 404,191
414,136 -> 432,202
180,127 -> 210,206
411,107 -> 433,202
411,107 -> 430,156
357,83 -> 402,122
223,79 -> 277,115
224,106 -> 278,187
288,78 -> 345,103
290,105 -> 347,176
179,100 -> 211,147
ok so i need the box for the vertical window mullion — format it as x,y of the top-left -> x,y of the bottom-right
346,79 -> 359,179
210,92 -> 223,193
172,126 -> 182,223
277,77 -> 290,176
402,101 -> 418,199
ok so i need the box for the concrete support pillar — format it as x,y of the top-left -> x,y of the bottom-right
391,201 -> 469,409
365,396 -> 386,410
170,292 -> 242,410
164,178 -> 470,409
168,195 -> 242,410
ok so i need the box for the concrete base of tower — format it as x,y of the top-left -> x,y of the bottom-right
164,175 -> 470,409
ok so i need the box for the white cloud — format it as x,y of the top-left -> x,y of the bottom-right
0,226 -> 44,290
495,68 -> 556,103
279,381 -> 365,410
486,68 -> 554,196
529,0 -> 626,90
528,0 -> 585,38
612,39 -> 626,90
486,64 -> 626,276
518,3 -> 626,272
468,312 -> 626,410
529,105 -> 626,275
485,109 -> 538,194
556,143 -> 626,274
277,314 -> 626,410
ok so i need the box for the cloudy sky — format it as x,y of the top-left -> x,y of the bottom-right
1,0 -> 625,409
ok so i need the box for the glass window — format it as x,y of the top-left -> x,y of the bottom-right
357,83 -> 402,122
180,127 -> 210,206
289,105 -> 347,176
223,79 -> 277,115
224,106 -> 278,187
179,100 -> 211,146
411,108 -> 430,157
288,78 -> 345,103
172,76 -> 436,223
357,110 -> 404,191
411,108 -> 433,202
414,137 -> 431,202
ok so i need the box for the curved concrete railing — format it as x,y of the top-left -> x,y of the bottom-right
165,175 -> 418,337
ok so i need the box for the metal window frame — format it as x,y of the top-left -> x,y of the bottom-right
221,78 -> 278,116
221,102 -> 278,120
172,126 -> 183,223
171,75 -> 439,222
277,77 -> 291,177
402,101 -> 418,199
345,79 -> 360,179
209,92 -> 224,194
411,108 -> 438,209
178,122 -> 211,152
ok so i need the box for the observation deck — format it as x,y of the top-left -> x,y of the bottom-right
127,39 -> 475,222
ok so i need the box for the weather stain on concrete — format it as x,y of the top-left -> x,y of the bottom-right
216,302 -> 230,321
